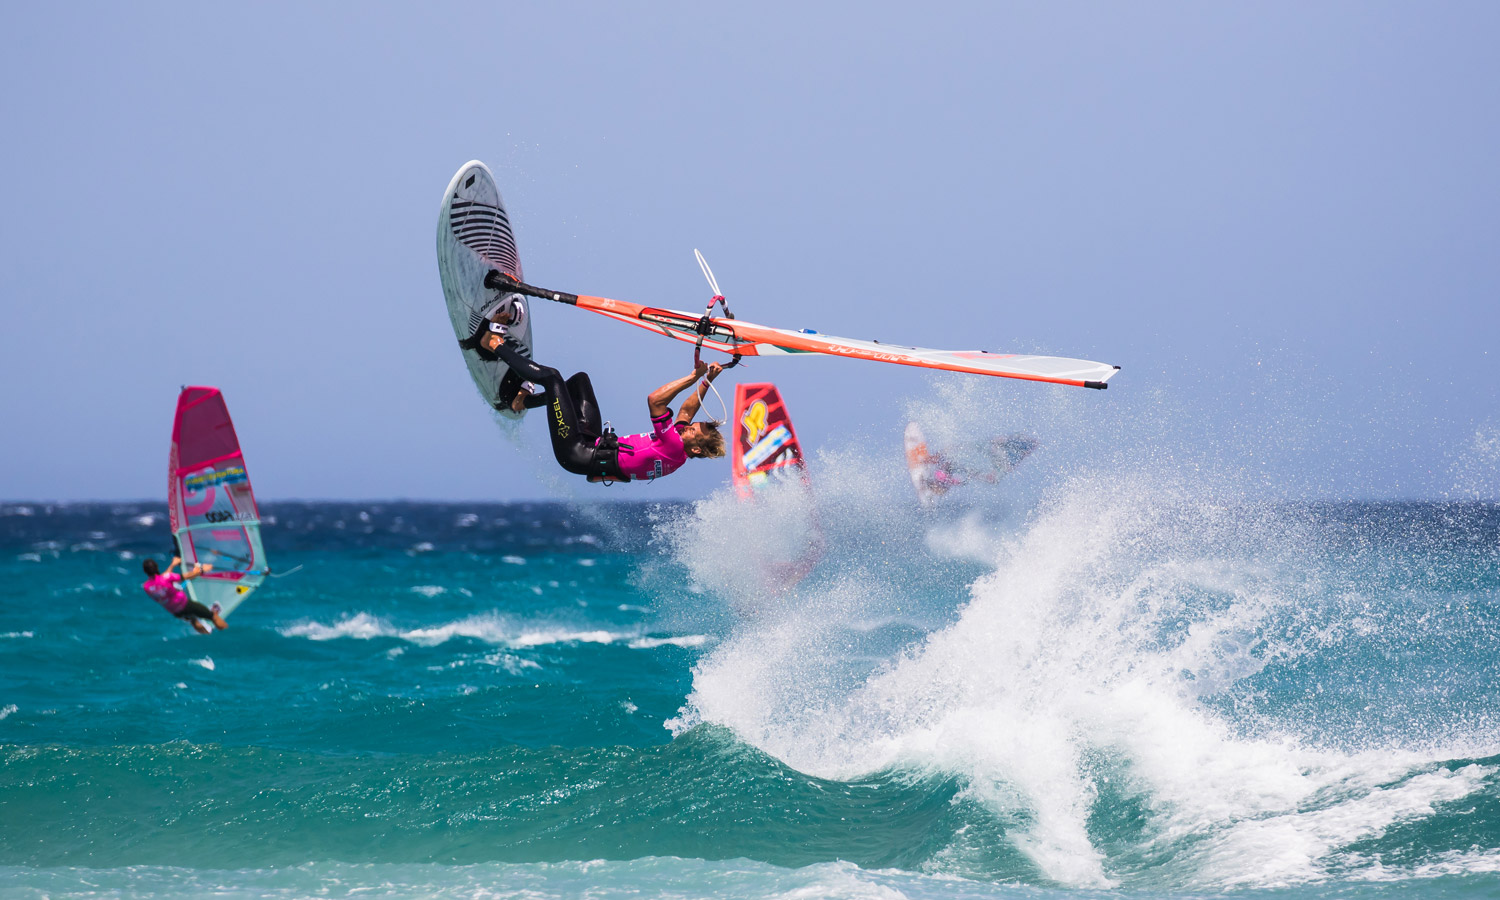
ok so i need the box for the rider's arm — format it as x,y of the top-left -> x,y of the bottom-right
676,363 -> 723,425
167,556 -> 181,575
648,363 -> 708,418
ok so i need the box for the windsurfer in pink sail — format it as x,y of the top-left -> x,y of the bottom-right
166,386 -> 270,619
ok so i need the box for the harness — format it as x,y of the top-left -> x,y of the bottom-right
588,427 -> 630,480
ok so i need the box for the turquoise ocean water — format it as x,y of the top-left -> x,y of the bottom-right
2,482 -> 1498,898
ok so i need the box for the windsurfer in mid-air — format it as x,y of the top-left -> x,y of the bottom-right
462,303 -> 726,482
141,557 -> 227,633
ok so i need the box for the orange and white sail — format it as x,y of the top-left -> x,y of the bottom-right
496,275 -> 1120,390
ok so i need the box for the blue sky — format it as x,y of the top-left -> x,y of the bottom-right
1,2 -> 1495,501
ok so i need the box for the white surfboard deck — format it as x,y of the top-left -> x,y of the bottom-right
436,160 -> 535,416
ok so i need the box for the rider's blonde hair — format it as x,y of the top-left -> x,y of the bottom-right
687,421 -> 726,458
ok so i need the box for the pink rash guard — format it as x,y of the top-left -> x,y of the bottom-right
143,572 -> 188,614
612,411 -> 688,482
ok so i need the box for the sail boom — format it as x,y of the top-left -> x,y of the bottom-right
560,291 -> 1119,388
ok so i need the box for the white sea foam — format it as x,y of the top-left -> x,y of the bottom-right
507,627 -> 617,647
280,613 -> 708,652
628,635 -> 710,649
1351,847 -> 1500,881
1193,763 -> 1495,888
2,631 -> 34,639
0,704 -> 17,721
281,613 -> 391,641
191,657 -> 215,671
480,652 -> 543,675
672,465 -> 1496,890
667,473 -> 825,603
410,585 -> 447,598
0,857 -> 1051,900
1450,422 -> 1500,500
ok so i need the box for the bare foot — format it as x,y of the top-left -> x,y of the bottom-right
212,612 -> 227,630
191,620 -> 210,635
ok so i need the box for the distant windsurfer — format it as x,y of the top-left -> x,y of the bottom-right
923,452 -> 974,496
462,308 -> 726,482
141,557 -> 227,633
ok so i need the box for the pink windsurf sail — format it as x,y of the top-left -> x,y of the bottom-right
167,386 -> 268,618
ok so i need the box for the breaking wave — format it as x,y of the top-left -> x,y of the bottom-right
664,410 -> 1500,890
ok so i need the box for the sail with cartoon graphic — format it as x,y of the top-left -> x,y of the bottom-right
732,383 -> 811,495
732,383 -> 822,587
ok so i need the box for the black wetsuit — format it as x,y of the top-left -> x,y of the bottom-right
176,599 -> 218,622
490,342 -> 609,477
